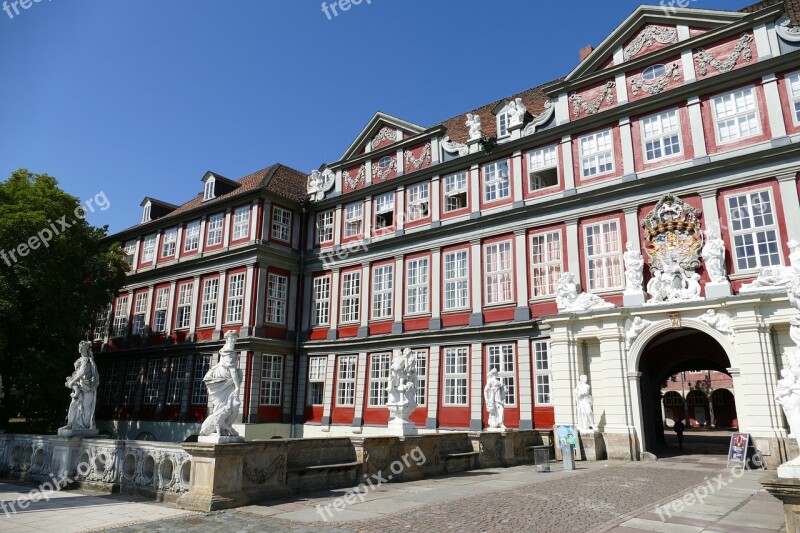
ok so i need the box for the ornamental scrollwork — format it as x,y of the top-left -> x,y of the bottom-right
373,158 -> 397,182
343,165 -> 366,191
371,127 -> 398,149
404,143 -> 432,172
569,81 -> 616,117
776,16 -> 800,43
624,26 -> 678,61
630,63 -> 680,96
522,100 -> 555,136
694,33 -> 753,76
441,136 -> 468,157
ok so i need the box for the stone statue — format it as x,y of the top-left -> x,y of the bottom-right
307,169 -> 335,202
484,368 -> 506,430
556,272 -> 615,312
698,309 -> 735,340
575,375 -> 594,432
58,341 -> 100,436
702,228 -> 728,283
626,316 -> 652,349
741,241 -> 800,293
646,253 -> 703,304
777,267 -> 800,476
466,113 -> 482,141
199,331 -> 244,441
386,348 -> 418,436
623,242 -> 644,293
507,97 -> 527,128
777,369 -> 800,442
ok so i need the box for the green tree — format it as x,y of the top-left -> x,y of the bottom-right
0,169 -> 128,431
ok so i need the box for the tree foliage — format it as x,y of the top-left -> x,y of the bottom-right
0,169 -> 128,429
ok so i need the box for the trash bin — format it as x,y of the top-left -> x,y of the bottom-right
561,443 -> 575,471
533,446 -> 550,472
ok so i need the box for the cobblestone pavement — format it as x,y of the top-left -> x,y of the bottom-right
96,455 -> 784,533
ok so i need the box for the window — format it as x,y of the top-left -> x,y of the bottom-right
712,87 -> 760,143
344,202 -> 363,238
641,109 -> 681,162
528,145 -> 559,191
142,234 -> 157,263
579,129 -> 614,178
124,241 -> 136,266
94,305 -> 111,341
122,361 -> 140,405
259,355 -> 283,406
443,347 -> 469,406
530,231 -> 562,297
142,203 -> 151,223
266,274 -> 288,325
371,264 -> 394,320
407,182 -> 430,221
161,228 -> 177,258
378,155 -> 393,169
534,341 -> 551,405
191,356 -> 211,405
206,213 -> 224,246
368,353 -> 391,407
225,273 -> 245,324
488,344 -> 516,405
374,192 -> 395,230
484,241 -> 513,305
313,275 -> 331,326
341,271 -> 361,323
184,221 -> 200,252
414,349 -> 427,406
585,220 -> 623,290
444,250 -> 469,311
498,111 -> 511,138
483,160 -> 510,202
406,258 -> 429,315
316,210 -> 334,244
132,292 -> 148,335
336,355 -> 357,406
444,171 -> 468,213
113,296 -> 129,337
272,207 -> 292,242
102,363 -> 120,405
204,180 -> 215,200
166,356 -> 186,405
175,282 -> 193,329
307,356 -> 327,405
643,64 -> 667,80
200,278 -> 219,327
143,359 -> 161,405
786,72 -> 800,124
232,206 -> 250,240
727,189 -> 782,271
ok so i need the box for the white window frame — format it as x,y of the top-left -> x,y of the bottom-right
272,206 -> 292,243
142,203 -> 151,224
725,188 -> 783,272
711,86 -> 761,144
340,271 -> 361,324
259,355 -> 283,406
113,295 -> 129,337
484,241 -> 514,305
533,341 -> 552,405
368,352 -> 391,407
584,220 -> 623,291
312,275 -> 331,326
443,249 -> 469,311
175,282 -> 193,329
530,230 -> 563,298
124,240 -> 137,266
143,358 -> 161,406
166,356 -> 186,405
132,292 -> 148,336
487,344 -> 516,406
203,179 -> 215,201
315,210 -> 334,245
641,109 -> 682,162
336,355 -> 357,407
232,206 -> 250,240
482,160 -> 510,203
407,182 -> 430,222
413,349 -> 427,406
785,71 -> 800,125
307,356 -> 327,405
184,221 -> 200,252
123,361 -> 140,405
527,145 -> 559,192
266,274 -> 288,325
200,278 -> 219,327
142,234 -> 157,263
371,264 -> 394,320
191,356 -> 211,405
443,171 -> 468,213
161,228 -> 177,258
497,111 -> 511,139
406,257 -> 429,315
206,213 -> 224,246
579,129 -> 615,178
443,347 -> 469,406
374,192 -> 395,230
225,273 -> 245,324
153,287 -> 170,333
344,202 -> 363,238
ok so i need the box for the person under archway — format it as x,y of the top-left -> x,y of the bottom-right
673,417 -> 685,451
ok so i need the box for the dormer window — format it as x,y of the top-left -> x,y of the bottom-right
141,203 -> 151,223
497,112 -> 511,138
203,179 -> 215,201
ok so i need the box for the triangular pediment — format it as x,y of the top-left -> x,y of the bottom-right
565,6 -> 746,82
340,112 -> 426,161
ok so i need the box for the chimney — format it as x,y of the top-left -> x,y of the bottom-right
579,45 -> 594,62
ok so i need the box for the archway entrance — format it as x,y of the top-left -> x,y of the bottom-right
638,328 -> 737,455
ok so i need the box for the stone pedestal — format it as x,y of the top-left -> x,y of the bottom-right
198,435 -> 245,444
579,430 -> 605,462
50,437 -> 86,482
57,428 -> 99,438
761,474 -> 800,533
705,281 -> 732,299
388,418 -> 417,437
177,442 -> 250,512
623,291 -> 647,307
487,427 -> 508,433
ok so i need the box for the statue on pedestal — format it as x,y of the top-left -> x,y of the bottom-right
623,242 -> 644,294
484,368 -> 506,430
199,331 -> 244,441
702,228 -> 728,283
575,375 -> 595,432
58,341 -> 99,436
466,114 -> 482,142
555,272 -> 615,312
776,271 -> 800,476
742,241 -> 800,293
507,98 -> 527,128
386,348 -> 418,435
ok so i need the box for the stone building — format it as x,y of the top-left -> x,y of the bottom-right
96,1 -> 800,465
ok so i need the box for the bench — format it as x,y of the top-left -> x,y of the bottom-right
439,451 -> 480,473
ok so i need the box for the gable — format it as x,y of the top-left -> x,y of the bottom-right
340,112 -> 426,161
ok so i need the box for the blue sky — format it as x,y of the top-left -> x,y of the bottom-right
0,0 -> 755,234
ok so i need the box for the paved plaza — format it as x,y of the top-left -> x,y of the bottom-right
0,453 -> 785,532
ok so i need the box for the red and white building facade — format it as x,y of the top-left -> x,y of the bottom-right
97,2 -> 800,462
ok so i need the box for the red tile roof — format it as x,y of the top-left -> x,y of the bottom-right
742,0 -> 799,24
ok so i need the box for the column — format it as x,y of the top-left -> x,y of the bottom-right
700,190 -> 721,230
429,248 -> 442,330
164,281 -> 177,335
430,175 -> 441,227
754,23 -> 773,59
778,173 -> 800,241
511,150 -> 524,206
222,208 -> 232,247
333,205 -> 343,247
763,74 -> 789,143
514,230 -> 531,321
294,356 -> 308,425
144,286 -> 155,336
627,371 -> 646,461
565,219 -> 581,287
261,200 -> 272,243
426,345 -> 441,430
469,239 -> 483,326
623,208 -> 646,307
249,200 -> 259,242
300,272 -> 313,333
188,275 -> 201,340
687,96 -> 708,160
287,273 -> 299,335
619,117 -> 635,177
327,269 -> 340,340
470,164 -> 481,218
178,353 -> 194,421
241,265 -> 255,336
358,263 -> 370,338
469,342 -> 483,430
321,353 -> 337,428
154,357 -> 169,419
392,255 -> 404,334
198,217 -> 207,254
248,351 -> 262,423
175,226 -> 183,260
517,339 -> 534,430
615,72 -> 628,104
560,136 -> 575,190
282,353 -> 295,423
131,240 -> 140,271
352,352 -> 368,430
152,233 -> 162,269
396,186 -> 405,235
253,266 -> 267,336
213,271 -> 227,340
363,197 -> 372,242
